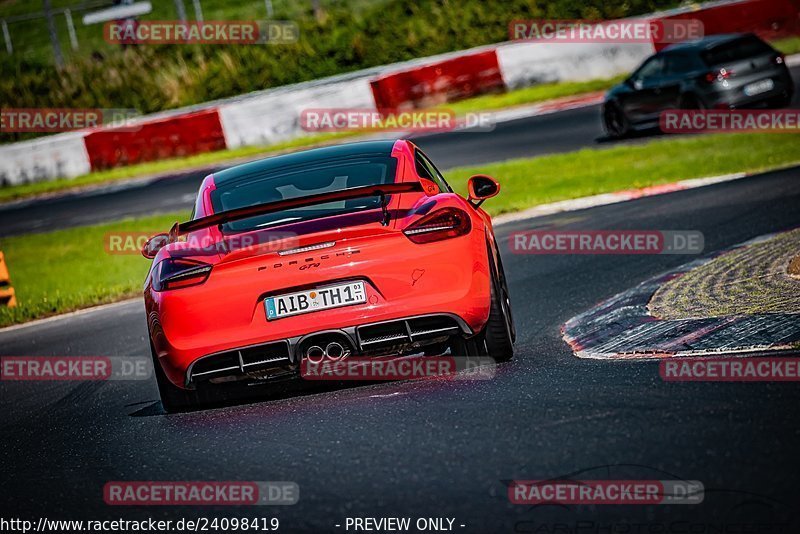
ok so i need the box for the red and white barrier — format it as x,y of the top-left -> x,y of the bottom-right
218,77 -> 377,149
497,41 -> 655,90
652,0 -> 800,51
0,132 -> 90,187
369,50 -> 504,109
84,109 -> 226,170
0,0 -> 796,187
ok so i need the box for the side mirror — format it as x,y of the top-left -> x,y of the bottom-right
467,174 -> 500,206
142,233 -> 169,259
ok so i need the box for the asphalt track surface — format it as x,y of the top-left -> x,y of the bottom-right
2,64 -> 799,238
2,165 -> 800,530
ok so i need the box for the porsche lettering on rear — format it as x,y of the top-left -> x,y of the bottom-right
260,249 -> 362,271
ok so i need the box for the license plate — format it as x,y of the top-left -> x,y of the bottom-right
743,79 -> 774,97
265,281 -> 367,320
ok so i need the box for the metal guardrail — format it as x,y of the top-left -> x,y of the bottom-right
0,0 -> 127,56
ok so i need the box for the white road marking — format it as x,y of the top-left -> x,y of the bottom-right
369,392 -> 406,398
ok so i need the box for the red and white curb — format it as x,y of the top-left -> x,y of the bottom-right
561,229 -> 800,360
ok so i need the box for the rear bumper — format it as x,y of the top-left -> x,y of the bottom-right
147,229 -> 492,388
704,70 -> 794,109
184,312 -> 472,388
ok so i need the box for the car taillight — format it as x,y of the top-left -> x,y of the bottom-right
704,68 -> 733,83
403,208 -> 471,244
152,258 -> 212,291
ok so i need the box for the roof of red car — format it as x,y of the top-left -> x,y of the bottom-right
213,139 -> 401,185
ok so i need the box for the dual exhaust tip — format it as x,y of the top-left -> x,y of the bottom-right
305,341 -> 347,363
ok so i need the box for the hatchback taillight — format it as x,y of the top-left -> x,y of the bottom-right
403,208 -> 471,244
704,68 -> 733,83
152,258 -> 212,291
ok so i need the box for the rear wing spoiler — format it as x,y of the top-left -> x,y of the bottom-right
171,182 -> 424,238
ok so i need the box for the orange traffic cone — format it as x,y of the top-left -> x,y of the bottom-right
0,251 -> 17,308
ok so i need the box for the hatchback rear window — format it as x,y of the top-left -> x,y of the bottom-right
210,156 -> 398,232
701,36 -> 774,66
664,52 -> 704,74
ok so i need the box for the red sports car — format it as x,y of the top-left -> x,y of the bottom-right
142,139 -> 515,411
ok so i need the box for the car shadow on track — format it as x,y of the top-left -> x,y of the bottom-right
127,355 -> 509,417
126,380 -> 361,417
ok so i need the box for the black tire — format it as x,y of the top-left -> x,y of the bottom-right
150,342 -> 202,413
493,238 -> 516,345
603,102 -> 630,139
481,241 -> 515,362
449,333 -> 486,357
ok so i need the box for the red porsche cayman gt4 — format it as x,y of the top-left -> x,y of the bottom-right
142,139 -> 515,411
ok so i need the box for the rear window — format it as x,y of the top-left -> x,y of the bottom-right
210,156 -> 397,232
701,36 -> 774,66
664,52 -> 704,74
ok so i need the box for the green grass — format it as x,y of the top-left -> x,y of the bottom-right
446,133 -> 800,216
2,132 -> 798,327
0,212 -> 187,327
773,36 -> 800,56
447,76 -> 623,115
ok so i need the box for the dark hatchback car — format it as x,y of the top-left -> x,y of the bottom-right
603,33 -> 794,137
